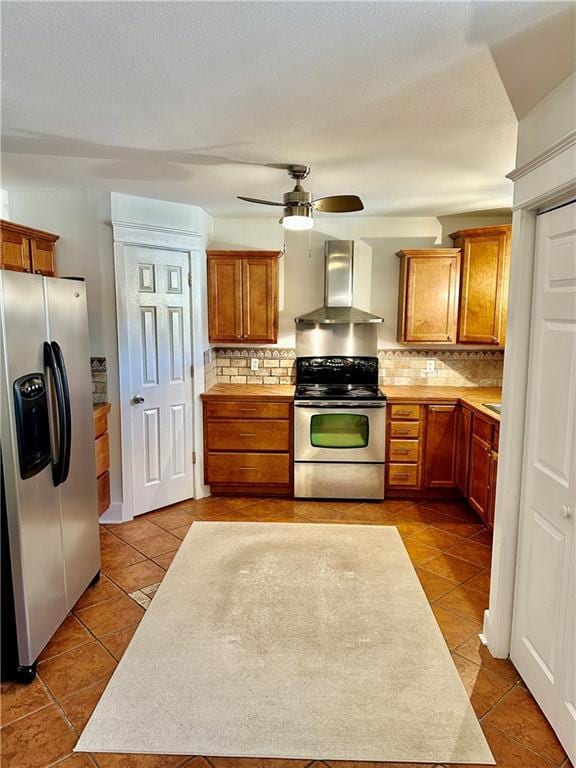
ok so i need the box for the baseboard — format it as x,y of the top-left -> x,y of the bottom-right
98,501 -> 124,524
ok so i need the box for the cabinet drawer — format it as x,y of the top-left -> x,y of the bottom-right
206,419 -> 290,451
389,439 -> 419,462
472,414 -> 493,442
97,471 -> 110,515
389,421 -> 419,438
390,404 -> 420,421
388,463 -> 419,486
205,401 -> 291,420
95,433 -> 110,478
206,452 -> 290,485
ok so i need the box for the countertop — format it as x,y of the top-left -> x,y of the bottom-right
201,384 -> 501,421
201,384 -> 295,402
381,386 -> 502,422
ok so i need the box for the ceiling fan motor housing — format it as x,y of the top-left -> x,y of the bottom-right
283,187 -> 312,218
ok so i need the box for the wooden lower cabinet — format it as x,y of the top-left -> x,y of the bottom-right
203,397 -> 292,495
424,405 -> 457,488
385,398 -> 499,523
466,412 -> 499,528
467,432 -> 492,520
455,406 -> 472,495
386,404 -> 423,490
487,449 -> 499,528
93,403 -> 111,515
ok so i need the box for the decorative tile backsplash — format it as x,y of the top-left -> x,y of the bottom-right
91,357 -> 108,403
208,347 -> 504,388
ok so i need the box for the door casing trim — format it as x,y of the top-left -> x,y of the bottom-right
484,136 -> 576,658
112,222 -> 207,522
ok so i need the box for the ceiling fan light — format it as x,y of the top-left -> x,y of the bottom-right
282,208 -> 314,231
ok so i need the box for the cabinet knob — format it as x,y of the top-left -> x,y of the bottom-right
491,336 -> 498,344
447,335 -> 453,341
561,505 -> 572,519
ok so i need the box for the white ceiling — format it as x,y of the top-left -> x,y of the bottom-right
1,1 -> 572,217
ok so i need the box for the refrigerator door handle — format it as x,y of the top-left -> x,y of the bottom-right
43,341 -> 67,487
51,341 -> 72,484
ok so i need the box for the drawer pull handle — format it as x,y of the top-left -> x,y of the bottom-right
240,466 -> 256,470
240,408 -> 257,412
394,429 -> 410,434
393,473 -> 411,479
394,449 -> 410,455
239,433 -> 257,437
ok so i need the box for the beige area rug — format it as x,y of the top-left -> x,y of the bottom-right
76,522 -> 494,764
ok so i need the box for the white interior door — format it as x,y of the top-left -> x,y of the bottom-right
125,246 -> 194,514
511,202 -> 576,764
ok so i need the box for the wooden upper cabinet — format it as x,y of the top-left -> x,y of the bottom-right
397,249 -> 460,344
1,220 -> 58,276
207,250 -> 280,344
208,255 -> 243,342
242,257 -> 278,342
424,404 -> 458,488
450,225 -> 511,345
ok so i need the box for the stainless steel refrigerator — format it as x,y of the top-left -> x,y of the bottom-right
1,271 -> 100,682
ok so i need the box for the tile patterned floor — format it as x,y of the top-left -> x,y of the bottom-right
1,497 -> 571,768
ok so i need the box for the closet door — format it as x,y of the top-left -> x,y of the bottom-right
511,202 -> 576,764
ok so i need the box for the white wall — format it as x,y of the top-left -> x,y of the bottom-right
211,213 -> 512,348
1,189 -> 10,219
516,70 -> 576,165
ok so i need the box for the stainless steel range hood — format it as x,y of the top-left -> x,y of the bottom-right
295,241 -> 383,325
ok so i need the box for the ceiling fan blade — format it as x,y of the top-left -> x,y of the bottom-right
237,196 -> 283,206
312,195 -> 364,213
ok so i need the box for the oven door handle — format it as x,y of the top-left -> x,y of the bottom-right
294,401 -> 387,409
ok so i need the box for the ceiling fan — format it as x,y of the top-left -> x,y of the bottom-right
237,165 -> 364,231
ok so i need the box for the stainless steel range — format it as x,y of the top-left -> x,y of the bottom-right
294,356 -> 386,500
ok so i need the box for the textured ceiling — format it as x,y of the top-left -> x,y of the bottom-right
1,1 -> 571,217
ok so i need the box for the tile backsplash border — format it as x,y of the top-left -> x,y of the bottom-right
206,347 -> 504,388
91,357 -> 108,404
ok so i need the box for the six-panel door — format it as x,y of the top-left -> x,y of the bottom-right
126,246 -> 194,514
511,203 -> 575,762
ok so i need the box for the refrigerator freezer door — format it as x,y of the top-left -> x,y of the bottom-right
0,271 -> 67,665
44,277 -> 100,609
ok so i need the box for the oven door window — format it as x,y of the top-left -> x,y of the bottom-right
310,413 -> 369,449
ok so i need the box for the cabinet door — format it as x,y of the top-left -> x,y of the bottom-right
424,404 -> 457,488
242,257 -> 278,343
467,433 -> 491,522
458,231 -> 509,344
486,450 -> 498,529
30,237 -> 56,276
1,230 -> 30,272
402,255 -> 459,343
208,256 -> 243,343
455,406 -> 472,495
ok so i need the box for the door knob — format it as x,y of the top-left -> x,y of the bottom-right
561,505 -> 572,519
132,395 -> 145,405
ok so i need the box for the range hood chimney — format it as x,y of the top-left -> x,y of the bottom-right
295,241 -> 384,325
